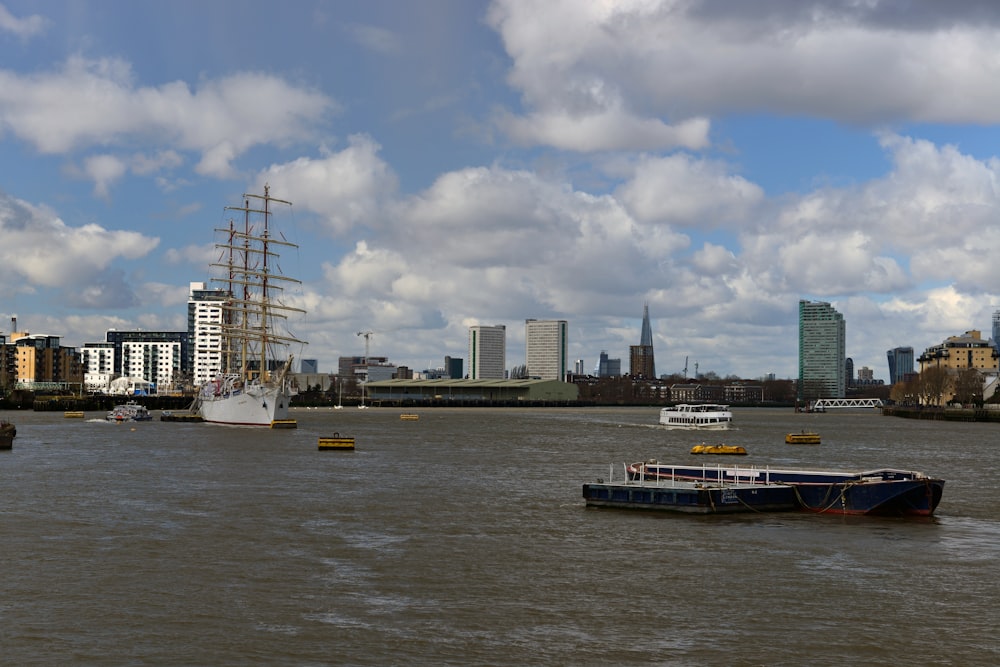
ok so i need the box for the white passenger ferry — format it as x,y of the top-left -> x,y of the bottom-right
659,404 -> 732,430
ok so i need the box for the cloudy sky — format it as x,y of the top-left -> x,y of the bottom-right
3,0 -> 1000,380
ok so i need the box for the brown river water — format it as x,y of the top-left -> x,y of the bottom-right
2,406 -> 997,665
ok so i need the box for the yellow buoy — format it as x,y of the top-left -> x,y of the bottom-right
785,431 -> 821,445
319,433 -> 355,451
690,443 -> 747,455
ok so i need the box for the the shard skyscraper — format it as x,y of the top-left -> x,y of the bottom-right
629,303 -> 656,379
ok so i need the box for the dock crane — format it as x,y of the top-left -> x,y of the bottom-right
356,331 -> 374,409
357,331 -> 374,364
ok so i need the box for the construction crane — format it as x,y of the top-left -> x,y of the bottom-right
357,331 -> 374,364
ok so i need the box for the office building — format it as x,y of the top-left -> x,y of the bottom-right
444,356 -> 463,379
596,350 -> 621,377
338,355 -> 389,382
469,325 -> 506,379
798,300 -> 846,399
525,319 -> 568,380
886,347 -> 914,385
994,309 -> 1000,350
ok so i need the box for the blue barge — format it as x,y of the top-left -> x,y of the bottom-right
583,464 -> 798,514
626,461 -> 944,516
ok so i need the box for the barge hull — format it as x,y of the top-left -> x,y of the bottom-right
582,482 -> 798,514
627,463 -> 944,516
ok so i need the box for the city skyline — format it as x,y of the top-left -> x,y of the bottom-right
5,3 -> 1000,379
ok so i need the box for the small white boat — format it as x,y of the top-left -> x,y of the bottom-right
106,401 -> 153,422
659,404 -> 732,430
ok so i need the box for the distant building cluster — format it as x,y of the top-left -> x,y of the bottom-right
796,300 -> 1000,404
8,287 -> 1000,405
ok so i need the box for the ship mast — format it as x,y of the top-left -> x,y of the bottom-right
211,184 -> 304,381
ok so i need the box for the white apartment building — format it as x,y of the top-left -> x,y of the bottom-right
122,340 -> 182,391
525,319 -> 568,380
469,324 -> 506,379
189,281 -> 227,386
81,342 -> 115,392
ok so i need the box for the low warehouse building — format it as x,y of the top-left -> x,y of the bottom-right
364,378 -> 579,405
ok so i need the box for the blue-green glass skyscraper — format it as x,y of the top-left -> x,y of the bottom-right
798,300 -> 846,400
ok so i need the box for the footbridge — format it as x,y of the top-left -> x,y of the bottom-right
812,398 -> 884,410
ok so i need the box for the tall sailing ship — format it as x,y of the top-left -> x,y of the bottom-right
195,185 -> 305,426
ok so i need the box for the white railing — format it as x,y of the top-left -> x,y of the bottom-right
812,398 -> 884,409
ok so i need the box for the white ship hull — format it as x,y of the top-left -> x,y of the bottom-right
660,421 -> 731,431
199,384 -> 292,426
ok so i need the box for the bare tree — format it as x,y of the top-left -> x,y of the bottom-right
889,378 -> 918,405
917,366 -> 951,407
952,368 -> 983,407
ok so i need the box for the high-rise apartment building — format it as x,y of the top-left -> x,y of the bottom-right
886,346 -> 914,385
629,303 -> 656,379
81,342 -> 115,392
524,319 -> 568,380
188,281 -> 227,385
798,300 -> 846,399
468,325 -> 506,379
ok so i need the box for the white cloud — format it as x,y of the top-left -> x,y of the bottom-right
82,154 -> 128,199
616,154 -> 764,227
0,3 -> 47,38
487,0 -> 1000,154
497,108 -> 710,152
0,192 -> 159,289
346,23 -> 401,55
0,56 -> 334,177
131,150 -> 183,176
254,135 -> 398,235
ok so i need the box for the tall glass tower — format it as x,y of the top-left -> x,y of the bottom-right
992,309 -> 1000,353
886,346 -> 914,385
798,300 -> 846,400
